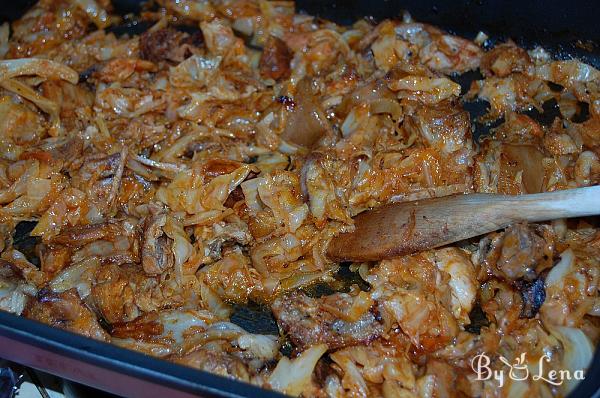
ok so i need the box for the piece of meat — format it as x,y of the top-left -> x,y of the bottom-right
139,28 -> 203,63
24,289 -> 109,341
477,223 -> 554,281
141,210 -> 174,276
259,35 -> 292,80
92,264 -> 138,324
272,291 -> 383,351
496,224 -> 552,281
170,348 -> 251,381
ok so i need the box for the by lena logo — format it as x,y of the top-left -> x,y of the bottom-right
471,352 -> 585,388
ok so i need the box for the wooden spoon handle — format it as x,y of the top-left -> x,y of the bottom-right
327,186 -> 600,262
504,185 -> 600,220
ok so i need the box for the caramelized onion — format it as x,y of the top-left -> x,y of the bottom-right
501,144 -> 545,193
281,78 -> 331,148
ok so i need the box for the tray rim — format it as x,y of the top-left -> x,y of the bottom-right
0,310 -> 287,398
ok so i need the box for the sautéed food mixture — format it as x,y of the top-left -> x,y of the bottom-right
0,1 -> 599,397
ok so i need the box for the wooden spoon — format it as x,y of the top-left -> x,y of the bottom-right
327,186 -> 600,262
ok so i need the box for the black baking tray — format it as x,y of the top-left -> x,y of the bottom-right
0,311 -> 285,398
1,1 -> 600,397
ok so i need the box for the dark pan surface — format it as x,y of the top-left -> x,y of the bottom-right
297,0 -> 600,68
